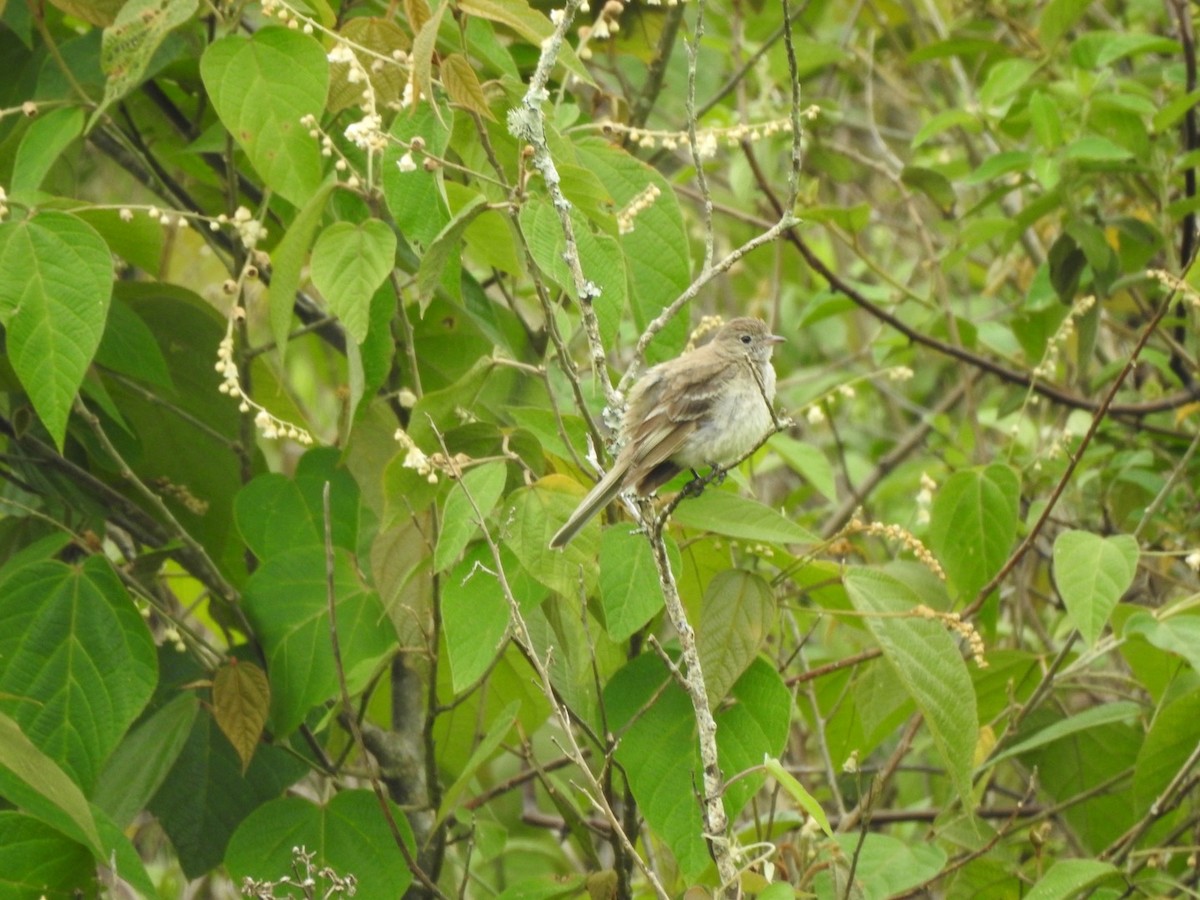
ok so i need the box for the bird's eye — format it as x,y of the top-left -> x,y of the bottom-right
740,334 -> 752,344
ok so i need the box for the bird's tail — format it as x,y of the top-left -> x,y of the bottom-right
549,462 -> 629,549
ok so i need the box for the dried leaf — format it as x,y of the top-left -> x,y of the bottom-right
213,659 -> 270,773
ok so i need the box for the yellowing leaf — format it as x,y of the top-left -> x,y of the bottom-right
442,53 -> 495,120
213,660 -> 270,773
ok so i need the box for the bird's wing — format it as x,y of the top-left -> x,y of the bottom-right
620,348 -> 745,492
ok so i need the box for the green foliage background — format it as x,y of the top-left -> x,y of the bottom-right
1,0 -> 1199,896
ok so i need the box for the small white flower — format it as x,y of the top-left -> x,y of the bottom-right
1186,551 -> 1200,573
396,152 -> 417,173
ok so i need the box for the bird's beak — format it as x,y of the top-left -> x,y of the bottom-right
767,334 -> 786,345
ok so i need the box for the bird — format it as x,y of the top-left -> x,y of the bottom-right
550,317 -> 784,549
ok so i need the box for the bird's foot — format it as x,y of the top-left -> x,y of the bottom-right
681,465 -> 724,498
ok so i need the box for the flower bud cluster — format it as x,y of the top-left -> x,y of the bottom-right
393,428 -> 471,484
616,183 -> 661,234
847,516 -> 946,582
215,331 -> 314,445
1031,294 -> 1094,380
913,603 -> 988,668
602,117 -> 796,159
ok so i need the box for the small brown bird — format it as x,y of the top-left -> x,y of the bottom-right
550,318 -> 784,548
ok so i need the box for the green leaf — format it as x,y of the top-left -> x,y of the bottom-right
0,812 -> 94,895
698,570 -> 775,704
418,195 -> 489,311
409,0 -> 447,113
979,59 -> 1038,112
235,473 -> 321,560
984,701 -> 1141,769
382,103 -> 452,248
964,150 -> 1033,184
91,0 -> 198,128
94,294 -> 174,389
443,545 -> 543,693
911,109 -> 979,149
267,177 -> 337,364
814,834 -> 947,899
763,756 -> 832,837
901,166 -> 956,213
200,28 -> 329,207
715,659 -> 790,815
518,197 -> 628,347
1153,87 -> 1200,134
0,210 -> 114,449
457,0 -> 591,84
504,475 -> 599,596
1052,531 -> 1138,645
574,137 -> 691,362
0,712 -> 104,856
1124,610 -> 1200,673
1062,136 -> 1133,162
150,708 -> 307,878
437,700 -> 520,826
1133,688 -> 1200,810
93,693 -> 198,829
768,434 -> 836,500
1028,90 -> 1063,150
242,547 -> 396,735
604,655 -> 789,880
226,791 -> 414,897
0,557 -> 157,793
310,219 -> 397,344
671,489 -> 818,545
434,459 -> 508,572
1039,0 -> 1092,46
844,567 -> 979,811
1048,232 -> 1086,302
1024,859 -> 1120,900
928,464 -> 1020,602
11,106 -> 84,196
599,528 -> 665,641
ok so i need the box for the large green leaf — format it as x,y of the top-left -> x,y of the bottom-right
382,103 -> 452,248
267,177 -> 337,363
0,211 -> 113,449
200,28 -> 329,206
310,219 -> 397,344
225,790 -> 414,896
672,489 -> 818,545
1024,859 -> 1120,900
814,833 -> 947,899
92,0 -> 198,126
574,137 -> 691,362
604,654 -> 789,881
1052,531 -> 1138,646
698,569 -> 775,704
598,527 -> 665,641
442,545 -> 545,693
10,106 -> 84,196
0,811 -> 94,896
518,197 -> 627,347
149,706 -> 306,878
504,475 -> 599,596
235,449 -> 361,561
0,712 -> 103,856
928,464 -> 1020,602
434,459 -> 508,572
242,547 -> 396,736
93,693 -> 198,828
1133,688 -> 1200,811
0,557 -> 156,793
844,567 -> 978,812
